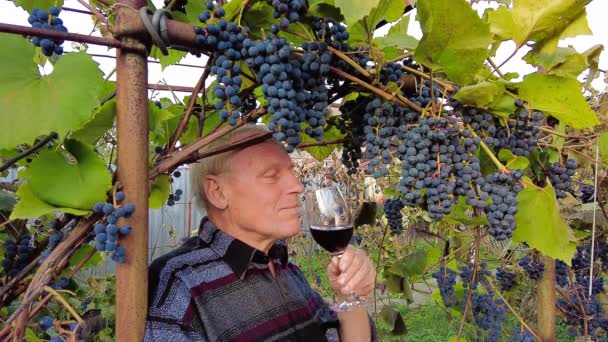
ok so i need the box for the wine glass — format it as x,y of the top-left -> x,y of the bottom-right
305,186 -> 368,312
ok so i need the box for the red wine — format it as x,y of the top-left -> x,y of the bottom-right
310,225 -> 353,254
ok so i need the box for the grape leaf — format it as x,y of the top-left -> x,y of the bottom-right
498,149 -> 530,170
68,244 -> 103,271
299,124 -> 344,161
414,0 -> 492,85
0,34 -> 104,150
513,178 -> 577,265
367,0 -> 406,28
0,190 -> 17,213
10,181 -> 89,219
511,0 -> 591,48
485,6 -> 513,41
149,175 -> 170,209
374,14 -> 418,51
149,47 -> 187,71
242,2 -> 275,39
388,250 -> 427,277
379,305 -> 407,335
71,99 -> 116,144
27,139 -> 111,211
334,0 -> 381,26
518,73 -> 599,128
453,81 -> 505,109
12,0 -> 63,13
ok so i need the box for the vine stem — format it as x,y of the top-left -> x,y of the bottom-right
297,139 -> 345,149
486,57 -> 504,78
166,57 -> 213,153
284,28 -> 373,79
373,221 -> 389,321
467,126 -> 507,172
0,132 -> 59,172
401,65 -> 454,92
75,0 -> 113,31
482,274 -> 543,342
457,233 -> 480,341
43,286 -> 84,324
329,67 -> 423,112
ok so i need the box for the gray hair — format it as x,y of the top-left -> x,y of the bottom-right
189,124 -> 273,212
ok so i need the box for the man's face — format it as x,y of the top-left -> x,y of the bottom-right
220,140 -> 304,241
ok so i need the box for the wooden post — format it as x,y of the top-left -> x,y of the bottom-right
538,255 -> 556,341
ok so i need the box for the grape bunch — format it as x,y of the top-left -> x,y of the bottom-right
579,184 -> 595,203
494,106 -> 544,156
241,37 -> 330,152
571,241 -> 608,289
379,62 -> 403,85
40,225 -> 64,263
28,7 -> 68,57
2,234 -> 34,277
481,171 -> 523,241
508,327 -> 534,342
195,2 -> 247,126
555,259 -> 569,287
167,170 -> 183,206
271,0 -> 306,30
558,284 -> 608,338
337,98 -> 366,174
383,198 -> 404,235
518,256 -> 544,280
466,291 -> 506,342
92,191 -> 135,264
547,159 -> 577,199
460,262 -> 491,290
495,267 -> 516,291
432,266 -> 458,307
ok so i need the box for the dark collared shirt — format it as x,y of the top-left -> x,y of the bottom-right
145,218 -> 347,341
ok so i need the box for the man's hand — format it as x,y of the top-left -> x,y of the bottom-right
327,246 -> 376,297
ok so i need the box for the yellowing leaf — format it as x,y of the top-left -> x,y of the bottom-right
513,178 -> 577,264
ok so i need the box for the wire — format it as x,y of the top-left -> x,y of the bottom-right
588,143 -> 600,298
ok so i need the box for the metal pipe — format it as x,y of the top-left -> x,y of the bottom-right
115,0 -> 149,339
0,23 -> 142,51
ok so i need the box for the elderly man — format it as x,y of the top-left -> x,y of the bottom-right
145,124 -> 376,341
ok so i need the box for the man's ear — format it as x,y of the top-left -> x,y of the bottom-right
203,175 -> 228,210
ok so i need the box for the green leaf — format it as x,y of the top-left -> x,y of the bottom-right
388,250 -> 427,277
0,190 -> 17,213
222,0 -> 244,22
28,140 -> 111,210
485,6 -> 513,41
0,34 -> 105,150
12,0 -> 63,13
149,175 -> 170,209
71,99 -> 116,144
10,181 -> 89,219
308,0 -> 343,21
414,0 -> 492,85
374,14 -> 418,51
511,0 -> 591,48
368,0 -> 406,28
68,244 -> 103,271
242,2 -> 275,39
380,305 -> 407,335
582,45 -> 604,89
334,0 -> 381,26
453,81 -> 506,109
598,133 -> 608,167
548,52 -> 588,78
150,47 -> 187,71
184,0 -> 207,25
25,327 -> 43,342
299,125 -> 344,161
513,178 -> 577,265
498,149 -> 530,170
149,101 -> 180,144
518,73 -> 599,128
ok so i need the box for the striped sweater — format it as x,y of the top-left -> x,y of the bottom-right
145,218 -> 352,342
